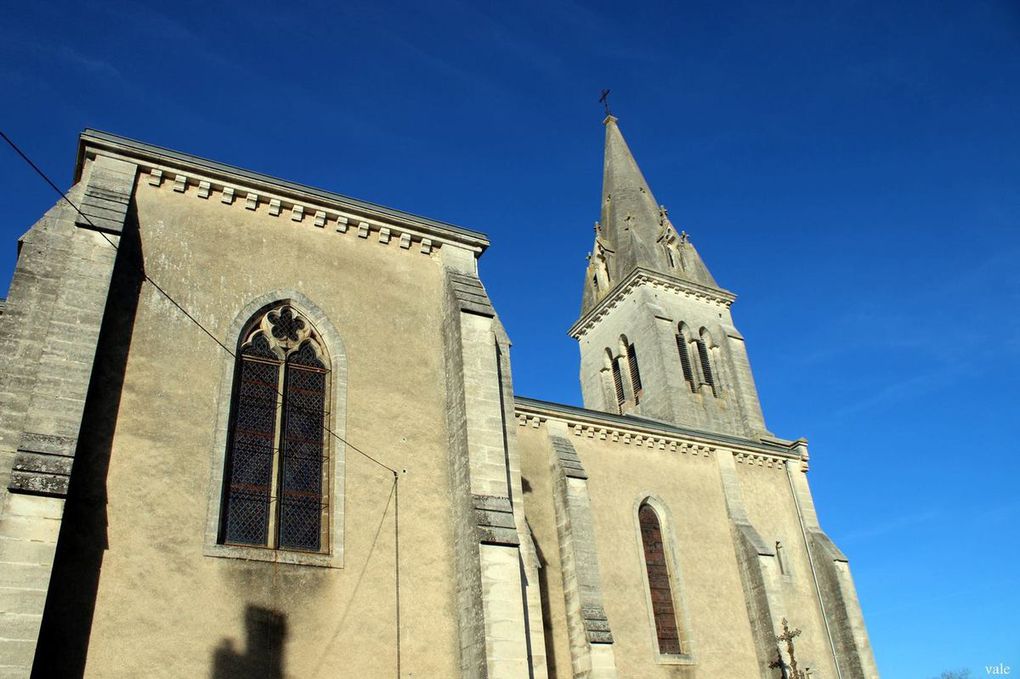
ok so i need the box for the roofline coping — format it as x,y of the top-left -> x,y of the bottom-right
569,267 -> 736,338
513,395 -> 803,459
75,129 -> 490,252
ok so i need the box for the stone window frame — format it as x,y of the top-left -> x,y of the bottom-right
632,494 -> 696,665
203,290 -> 348,568
676,322 -> 698,392
602,347 -> 626,414
695,327 -> 721,397
600,334 -> 642,413
621,334 -> 643,403
676,323 -> 725,399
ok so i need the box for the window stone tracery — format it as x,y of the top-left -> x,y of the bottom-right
221,303 -> 330,554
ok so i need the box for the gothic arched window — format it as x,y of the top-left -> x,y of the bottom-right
221,304 -> 330,553
620,335 -> 642,403
676,323 -> 696,392
695,328 -> 718,396
609,349 -> 626,411
639,502 -> 683,655
627,342 -> 642,396
695,339 -> 713,388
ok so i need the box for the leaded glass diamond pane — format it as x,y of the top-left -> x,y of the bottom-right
278,352 -> 325,551
639,504 -> 682,655
223,354 -> 280,546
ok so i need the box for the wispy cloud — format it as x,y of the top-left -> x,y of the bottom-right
52,45 -> 123,80
839,508 -> 941,544
780,248 -> 1020,419
866,574 -> 1020,619
2,32 -> 125,84
830,368 -> 961,419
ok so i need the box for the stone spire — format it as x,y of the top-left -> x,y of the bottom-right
581,116 -> 719,314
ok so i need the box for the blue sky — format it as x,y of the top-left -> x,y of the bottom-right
2,1 -> 1018,676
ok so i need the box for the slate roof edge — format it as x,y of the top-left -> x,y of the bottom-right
513,395 -> 803,458
75,129 -> 490,252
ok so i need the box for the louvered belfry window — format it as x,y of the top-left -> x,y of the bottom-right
612,356 -> 626,407
696,339 -> 714,388
639,503 -> 683,655
676,333 -> 695,389
222,304 -> 329,552
627,342 -> 642,396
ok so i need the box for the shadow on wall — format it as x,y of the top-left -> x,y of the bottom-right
31,206 -> 144,678
212,606 -> 288,679
531,530 -> 560,679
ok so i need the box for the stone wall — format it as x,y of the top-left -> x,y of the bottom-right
573,276 -> 768,439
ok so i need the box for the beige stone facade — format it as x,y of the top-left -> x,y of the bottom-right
0,122 -> 877,678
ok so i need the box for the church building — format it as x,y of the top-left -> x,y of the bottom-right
0,115 -> 878,678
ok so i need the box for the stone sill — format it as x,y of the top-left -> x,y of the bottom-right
656,652 -> 696,666
203,543 -> 341,569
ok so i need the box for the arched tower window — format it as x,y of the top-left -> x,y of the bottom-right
609,349 -> 626,411
620,335 -> 642,403
695,340 -> 713,387
695,328 -> 718,395
221,304 -> 330,553
676,323 -> 696,392
639,502 -> 683,655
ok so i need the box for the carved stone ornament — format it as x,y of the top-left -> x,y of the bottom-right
241,304 -> 320,360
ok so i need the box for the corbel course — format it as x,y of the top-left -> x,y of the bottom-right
132,163 -> 489,258
140,166 -> 454,258
78,130 -> 490,263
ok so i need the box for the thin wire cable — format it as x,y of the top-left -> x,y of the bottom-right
4,131 -> 407,678
394,471 -> 401,678
1,130 -> 87,218
0,130 -> 399,476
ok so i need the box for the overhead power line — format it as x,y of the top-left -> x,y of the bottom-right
1,129 -> 403,677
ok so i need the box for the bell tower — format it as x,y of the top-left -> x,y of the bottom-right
570,115 -> 770,439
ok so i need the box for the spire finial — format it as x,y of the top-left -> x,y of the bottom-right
599,89 -> 612,116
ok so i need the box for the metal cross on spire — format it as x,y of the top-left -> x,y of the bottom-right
599,89 -> 612,116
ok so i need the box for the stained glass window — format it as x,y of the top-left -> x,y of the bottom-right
639,503 -> 683,655
278,342 -> 326,551
221,305 -> 329,553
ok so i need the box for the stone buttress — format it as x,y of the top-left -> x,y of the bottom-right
0,153 -> 137,675
442,253 -> 547,678
546,424 -> 618,678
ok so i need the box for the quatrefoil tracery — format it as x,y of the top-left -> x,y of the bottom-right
242,304 -> 321,360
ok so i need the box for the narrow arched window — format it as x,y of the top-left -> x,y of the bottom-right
696,328 -> 718,395
639,503 -> 682,655
611,354 -> 625,408
676,324 -> 695,391
221,304 -> 330,552
626,341 -> 642,397
695,339 -> 713,388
